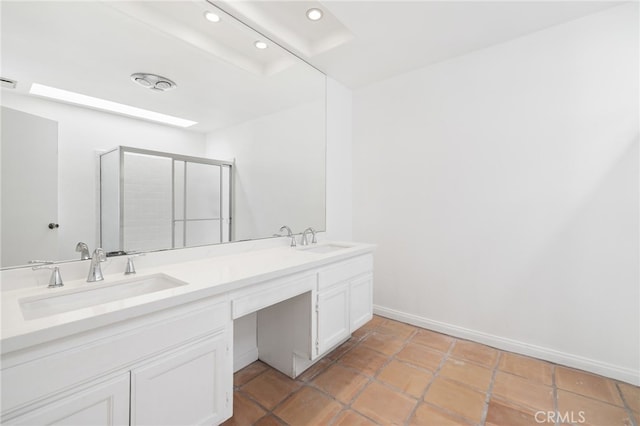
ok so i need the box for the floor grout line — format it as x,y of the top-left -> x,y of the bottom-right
615,382 -> 638,426
403,337 -> 460,426
345,319 -> 416,425
319,318 -> 387,425
234,388 -> 276,419
478,350 -> 501,426
552,364 -> 560,426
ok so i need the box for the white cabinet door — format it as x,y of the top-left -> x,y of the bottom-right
350,274 -> 373,332
131,332 -> 231,426
317,282 -> 350,355
9,374 -> 129,426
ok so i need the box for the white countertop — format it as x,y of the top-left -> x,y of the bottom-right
1,242 -> 374,355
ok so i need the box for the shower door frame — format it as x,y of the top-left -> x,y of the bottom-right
111,146 -> 234,251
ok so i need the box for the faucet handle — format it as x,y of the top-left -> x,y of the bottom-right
279,225 -> 297,247
124,253 -> 145,275
32,264 -> 64,288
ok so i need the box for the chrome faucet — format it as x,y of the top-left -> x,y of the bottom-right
87,248 -> 107,282
124,253 -> 145,275
75,242 -> 90,260
30,261 -> 64,288
301,227 -> 317,246
279,225 -> 297,247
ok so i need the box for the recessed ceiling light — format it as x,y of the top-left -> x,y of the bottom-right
306,8 -> 323,21
29,83 -> 197,128
254,41 -> 268,49
203,11 -> 221,23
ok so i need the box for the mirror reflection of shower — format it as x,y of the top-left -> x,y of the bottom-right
100,147 -> 232,254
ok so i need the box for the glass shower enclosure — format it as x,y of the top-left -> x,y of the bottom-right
100,146 -> 232,254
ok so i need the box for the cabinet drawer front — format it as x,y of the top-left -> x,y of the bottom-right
232,273 -> 315,319
318,254 -> 373,290
1,297 -> 229,415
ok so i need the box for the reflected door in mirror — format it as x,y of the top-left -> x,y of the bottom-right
1,107 -> 58,267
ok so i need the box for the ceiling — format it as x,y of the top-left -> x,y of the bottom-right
0,0 -> 622,131
216,1 -> 623,89
0,1 -> 324,133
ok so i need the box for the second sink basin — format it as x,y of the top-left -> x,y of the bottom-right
298,243 -> 354,254
20,273 -> 188,320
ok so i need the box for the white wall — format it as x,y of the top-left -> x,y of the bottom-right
352,4 -> 639,384
325,78 -> 353,241
223,78 -> 352,370
1,93 -> 207,262
205,99 -> 325,241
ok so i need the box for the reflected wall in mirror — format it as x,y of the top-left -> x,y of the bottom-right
0,1 -> 326,269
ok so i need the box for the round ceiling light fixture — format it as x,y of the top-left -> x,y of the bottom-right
306,8 -> 323,21
203,11 -> 221,23
254,41 -> 268,49
130,73 -> 177,92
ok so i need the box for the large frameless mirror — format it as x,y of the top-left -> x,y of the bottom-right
0,1 -> 326,268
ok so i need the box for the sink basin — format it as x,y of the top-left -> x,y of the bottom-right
298,243 -> 353,254
19,273 -> 187,320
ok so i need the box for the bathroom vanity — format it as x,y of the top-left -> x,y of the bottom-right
0,242 -> 374,425
0,3 -> 356,424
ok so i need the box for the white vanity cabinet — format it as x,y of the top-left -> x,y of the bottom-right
316,281 -> 350,355
1,243 -> 375,425
316,254 -> 374,357
349,273 -> 374,332
255,253 -> 374,377
1,295 -> 232,426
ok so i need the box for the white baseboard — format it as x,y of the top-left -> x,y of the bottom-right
374,305 -> 640,386
234,347 -> 259,373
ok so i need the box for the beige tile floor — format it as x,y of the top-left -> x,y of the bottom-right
223,316 -> 639,426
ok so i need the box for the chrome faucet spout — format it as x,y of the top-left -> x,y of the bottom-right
87,248 -> 107,282
301,227 -> 317,246
279,225 -> 297,247
75,242 -> 90,260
